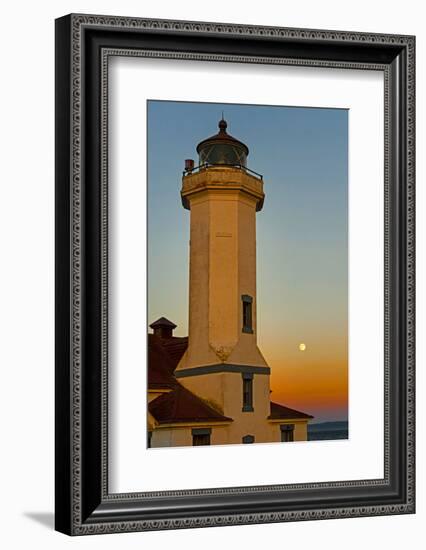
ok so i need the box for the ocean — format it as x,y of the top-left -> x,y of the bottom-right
307,421 -> 348,441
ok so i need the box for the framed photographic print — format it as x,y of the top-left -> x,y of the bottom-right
55,14 -> 415,535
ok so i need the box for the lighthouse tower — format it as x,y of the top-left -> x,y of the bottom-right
175,119 -> 273,440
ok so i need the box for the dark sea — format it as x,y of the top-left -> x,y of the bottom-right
307,421 -> 348,441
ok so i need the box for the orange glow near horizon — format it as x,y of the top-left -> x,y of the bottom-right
270,362 -> 348,414
258,326 -> 348,421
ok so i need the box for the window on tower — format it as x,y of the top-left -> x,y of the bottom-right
242,294 -> 253,333
242,372 -> 254,412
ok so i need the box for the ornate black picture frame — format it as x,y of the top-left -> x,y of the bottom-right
55,13 -> 415,535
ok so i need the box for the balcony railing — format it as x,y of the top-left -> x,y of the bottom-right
183,162 -> 263,180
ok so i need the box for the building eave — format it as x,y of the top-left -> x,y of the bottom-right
153,419 -> 233,429
148,386 -> 173,393
267,417 -> 311,423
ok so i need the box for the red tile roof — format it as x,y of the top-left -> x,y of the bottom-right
269,401 -> 313,420
158,336 -> 188,366
149,385 -> 232,424
148,332 -> 231,423
147,334 -> 178,389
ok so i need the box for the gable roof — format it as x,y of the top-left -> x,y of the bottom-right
149,385 -> 232,425
268,401 -> 314,420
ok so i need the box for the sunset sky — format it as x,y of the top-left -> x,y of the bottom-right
147,100 -> 348,423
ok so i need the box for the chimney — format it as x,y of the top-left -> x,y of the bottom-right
185,158 -> 194,173
149,317 -> 177,339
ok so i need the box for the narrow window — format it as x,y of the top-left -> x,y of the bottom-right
192,428 -> 211,446
242,372 -> 254,412
147,431 -> 152,448
241,294 -> 253,333
280,424 -> 295,442
242,435 -> 255,444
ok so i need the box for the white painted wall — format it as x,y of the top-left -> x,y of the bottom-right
0,0 -> 423,548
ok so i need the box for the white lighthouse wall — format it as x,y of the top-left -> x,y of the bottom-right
179,170 -> 268,370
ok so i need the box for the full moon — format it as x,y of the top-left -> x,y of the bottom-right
298,343 -> 306,351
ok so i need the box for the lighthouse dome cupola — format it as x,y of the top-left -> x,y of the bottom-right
196,118 -> 249,167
